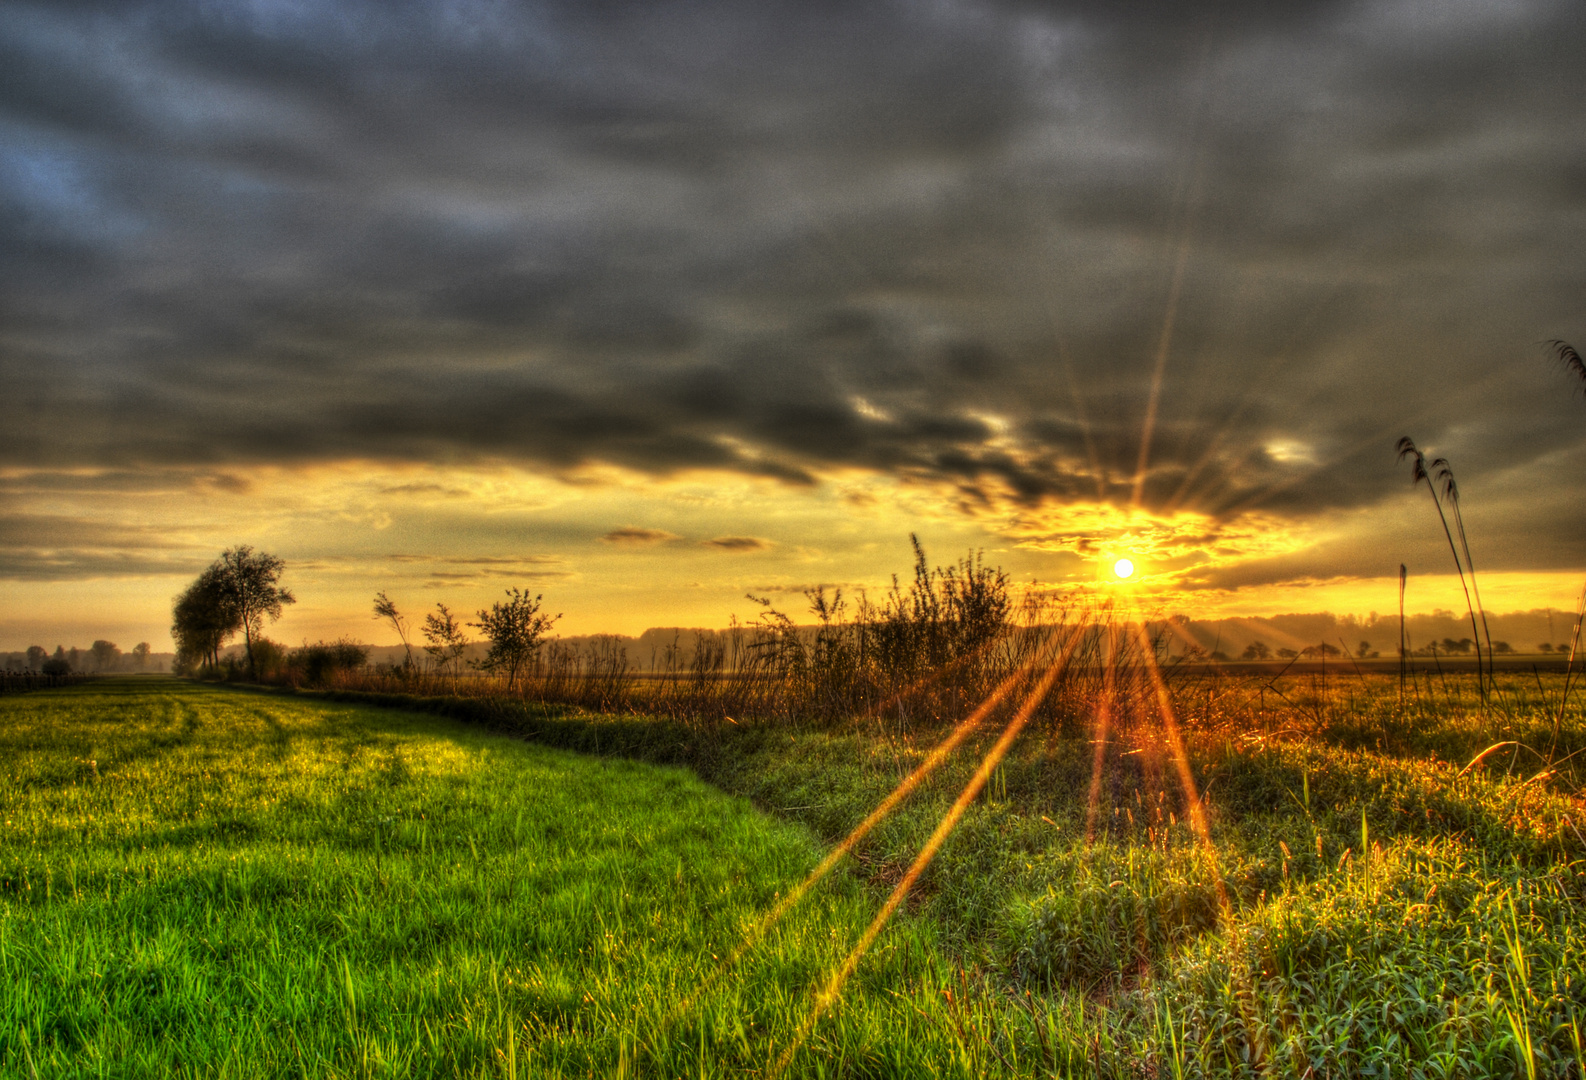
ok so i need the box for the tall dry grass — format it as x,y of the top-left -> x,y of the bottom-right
321,538 -> 1201,735
1398,436 -> 1489,699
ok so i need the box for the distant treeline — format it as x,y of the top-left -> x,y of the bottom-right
165,533 -> 1581,725
2,641 -> 169,675
332,610 -> 1579,673
1158,610 -> 1578,662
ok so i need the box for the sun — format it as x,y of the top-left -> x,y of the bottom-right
1113,557 -> 1135,579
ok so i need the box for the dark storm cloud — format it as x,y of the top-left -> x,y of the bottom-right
0,512 -> 203,580
3,0 -> 1585,575
0,514 -> 185,551
0,549 -> 206,581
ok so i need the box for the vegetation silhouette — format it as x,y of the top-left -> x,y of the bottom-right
1398,437 -> 1488,701
372,590 -> 414,671
471,588 -> 559,690
171,546 -> 294,676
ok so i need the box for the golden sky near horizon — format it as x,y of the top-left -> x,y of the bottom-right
3,460 -> 1582,653
2,1 -> 1584,652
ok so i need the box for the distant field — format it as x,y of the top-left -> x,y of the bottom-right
0,679 -> 994,1078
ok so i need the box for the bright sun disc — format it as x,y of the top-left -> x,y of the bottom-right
1114,558 -> 1134,579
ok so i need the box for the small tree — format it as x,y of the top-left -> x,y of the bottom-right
1241,640 -> 1271,660
25,645 -> 45,672
472,588 -> 559,690
172,562 -> 241,672
422,603 -> 470,683
217,546 -> 295,677
131,642 -> 151,669
90,640 -> 121,672
373,591 -> 414,671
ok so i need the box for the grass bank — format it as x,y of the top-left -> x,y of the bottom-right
0,678 -> 1026,1078
8,674 -> 1586,1077
278,670 -> 1586,1078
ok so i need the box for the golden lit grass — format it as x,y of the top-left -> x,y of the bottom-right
8,668 -> 1586,1077
0,678 -> 1027,1078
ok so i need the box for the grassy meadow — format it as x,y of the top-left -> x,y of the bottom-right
0,679 -> 993,1078
4,669 -> 1586,1077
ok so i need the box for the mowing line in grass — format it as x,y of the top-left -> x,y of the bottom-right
772,621 -> 1088,1075
659,627 -> 1068,1033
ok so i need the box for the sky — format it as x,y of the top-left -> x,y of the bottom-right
2,0 -> 1584,652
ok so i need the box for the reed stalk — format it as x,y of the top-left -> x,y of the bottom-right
1398,437 -> 1486,701
1431,458 -> 1494,685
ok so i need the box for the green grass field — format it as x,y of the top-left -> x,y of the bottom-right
6,675 -> 1586,1077
0,679 -> 1006,1078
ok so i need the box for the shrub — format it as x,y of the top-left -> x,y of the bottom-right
249,638 -> 288,679
289,638 -> 369,687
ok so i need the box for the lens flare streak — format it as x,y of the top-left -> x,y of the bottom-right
769,629 -> 1088,1077
658,637 -> 1066,1028
1084,623 -> 1120,844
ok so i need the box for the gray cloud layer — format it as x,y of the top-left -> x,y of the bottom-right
3,0 -> 1584,570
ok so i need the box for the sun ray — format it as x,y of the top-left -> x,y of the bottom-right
1132,232 -> 1193,509
1084,621 -> 1120,844
1131,127 -> 1209,512
855,630 -> 1023,724
1060,338 -> 1111,503
1159,284 -> 1348,515
1128,618 -> 1217,853
1177,350 -> 1525,528
657,632 -> 1068,1026
769,626 -> 1089,1078
1124,604 -> 1272,1068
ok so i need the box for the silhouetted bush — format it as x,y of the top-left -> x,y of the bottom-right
249,638 -> 288,679
289,638 -> 369,687
330,537 -> 1154,733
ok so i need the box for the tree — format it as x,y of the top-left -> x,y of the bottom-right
170,547 -> 294,677
218,546 -> 295,678
472,588 -> 559,690
90,640 -> 120,672
172,563 -> 240,672
373,591 -> 414,671
131,642 -> 151,668
422,603 -> 470,682
25,645 -> 45,672
1241,640 -> 1271,660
